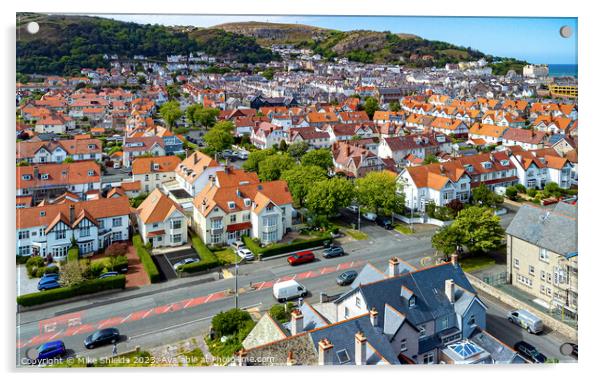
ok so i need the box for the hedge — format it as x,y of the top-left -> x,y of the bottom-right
67,246 -> 79,262
17,275 -> 126,307
179,232 -> 220,274
242,235 -> 332,259
133,235 -> 161,283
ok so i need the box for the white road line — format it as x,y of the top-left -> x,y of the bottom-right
142,309 -> 154,319
183,299 -> 193,308
72,326 -> 83,336
49,330 -> 63,341
205,293 -> 214,302
120,313 -> 132,324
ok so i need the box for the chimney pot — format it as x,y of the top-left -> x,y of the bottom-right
369,307 -> 379,327
69,204 -> 75,224
290,309 -> 304,336
445,279 -> 456,304
388,257 -> 401,277
451,252 -> 459,267
287,351 -> 296,366
318,338 -> 334,366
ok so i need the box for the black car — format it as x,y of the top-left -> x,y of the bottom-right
323,246 -> 344,258
513,341 -> 547,363
84,328 -> 120,349
336,270 -> 358,286
375,216 -> 393,230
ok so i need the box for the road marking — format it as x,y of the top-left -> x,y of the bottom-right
48,330 -> 63,341
183,299 -> 193,308
142,309 -> 154,319
205,293 -> 214,303
120,313 -> 132,324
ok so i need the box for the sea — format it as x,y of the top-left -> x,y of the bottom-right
548,64 -> 578,78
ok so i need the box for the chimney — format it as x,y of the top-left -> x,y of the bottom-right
236,349 -> 248,366
69,205 -> 75,224
33,166 -> 39,179
290,309 -> 304,336
318,338 -> 334,366
287,351 -> 296,366
445,279 -> 456,304
388,257 -> 401,277
369,307 -> 379,327
354,331 -> 367,365
451,252 -> 458,267
193,152 -> 199,164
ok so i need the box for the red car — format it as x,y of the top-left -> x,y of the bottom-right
287,250 -> 315,266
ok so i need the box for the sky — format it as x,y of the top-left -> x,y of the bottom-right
100,14 -> 578,65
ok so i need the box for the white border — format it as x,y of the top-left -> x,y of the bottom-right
2,1 -> 600,380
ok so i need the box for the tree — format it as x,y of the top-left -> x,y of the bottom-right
423,154 -> 439,164
389,101 -> 401,112
59,261 -> 85,288
515,184 -> 527,194
258,153 -> 295,181
471,184 -> 503,208
166,84 -> 180,100
301,148 -> 333,171
62,157 -> 75,164
159,101 -> 182,130
186,104 -> 203,126
305,177 -> 355,217
278,139 -> 288,152
242,148 -> 276,172
211,308 -> 253,338
196,108 -> 220,129
505,186 -> 519,201
543,182 -> 563,198
204,121 -> 234,154
446,199 -> 465,217
269,302 -> 295,324
281,165 -> 328,206
356,171 -> 405,215
287,141 -> 309,161
363,96 -> 380,119
432,225 -> 465,257
452,206 -> 504,253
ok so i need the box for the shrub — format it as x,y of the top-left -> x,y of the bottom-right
67,246 -> 79,262
17,275 -> 126,307
269,302 -> 294,323
527,188 -> 538,198
179,232 -> 220,273
242,234 -> 332,258
211,308 -> 253,337
105,242 -> 128,257
515,184 -> 527,193
26,256 -> 46,278
505,186 -> 518,201
133,235 -> 161,283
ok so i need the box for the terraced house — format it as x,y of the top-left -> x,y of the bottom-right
16,138 -> 103,164
16,196 -> 131,260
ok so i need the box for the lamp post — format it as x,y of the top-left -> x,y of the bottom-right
235,251 -> 240,309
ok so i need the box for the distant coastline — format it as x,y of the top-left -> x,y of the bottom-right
548,64 -> 578,78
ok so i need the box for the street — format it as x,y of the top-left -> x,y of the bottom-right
16,219 -> 575,365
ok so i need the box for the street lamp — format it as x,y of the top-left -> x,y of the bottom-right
234,250 -> 241,309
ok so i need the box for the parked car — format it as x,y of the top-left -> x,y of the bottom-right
84,328 -> 121,349
173,257 -> 200,270
237,248 -> 254,261
513,341 -> 547,363
287,250 -> 315,266
40,272 -> 59,281
347,205 -> 359,213
99,271 -> 119,279
323,245 -> 344,258
273,280 -> 307,303
236,150 -> 249,160
221,149 -> 233,158
336,270 -> 358,286
375,216 -> 393,230
35,340 -> 66,361
362,212 -> 377,221
507,309 -> 544,334
37,278 -> 61,291
231,240 -> 245,251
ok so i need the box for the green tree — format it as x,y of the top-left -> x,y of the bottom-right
389,101 -> 401,112
211,308 -> 253,338
62,157 -> 75,164
471,184 -> 503,208
543,182 -> 563,198
262,68 -> 276,80
505,186 -> 519,201
278,139 -> 288,152
305,177 -> 355,217
186,104 -> 203,126
258,153 -> 295,181
452,206 -> 504,253
59,260 -> 85,288
204,121 -> 234,154
166,84 -> 180,100
269,302 -> 295,324
300,148 -> 333,171
196,108 -> 220,129
363,97 -> 380,119
432,225 -> 465,256
242,148 -> 276,172
281,165 -> 328,206
287,141 -> 310,161
159,101 -> 182,130
423,154 -> 439,164
356,171 -> 404,215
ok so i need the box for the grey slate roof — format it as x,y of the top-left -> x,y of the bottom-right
350,263 -> 386,289
506,203 -> 577,255
469,329 -> 526,364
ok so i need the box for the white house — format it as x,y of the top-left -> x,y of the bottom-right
136,188 -> 188,248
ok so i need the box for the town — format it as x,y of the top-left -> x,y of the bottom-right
15,14 -> 578,367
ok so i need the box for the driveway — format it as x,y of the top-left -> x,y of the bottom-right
17,265 -> 38,296
153,248 -> 199,281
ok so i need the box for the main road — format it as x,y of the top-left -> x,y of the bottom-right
16,221 -> 575,365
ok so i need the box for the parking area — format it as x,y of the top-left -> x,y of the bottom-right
153,248 -> 199,280
16,265 -> 39,296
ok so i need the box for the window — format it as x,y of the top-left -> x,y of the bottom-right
52,246 -> 69,258
80,226 -> 90,237
344,307 -> 350,319
171,234 -> 182,244
513,258 -> 520,269
243,213 -> 250,221
400,339 -> 407,352
56,230 -> 66,240
18,246 -> 31,256
112,217 -> 122,227
409,296 -> 416,308
546,287 -> 552,296
540,270 -> 546,281
355,296 -> 361,308
468,315 -> 476,326
171,219 -> 182,230
418,325 -> 426,338
88,170 -> 94,176
540,285 -> 546,294
41,174 -> 49,180
230,215 -> 236,223
424,352 -> 435,364
539,248 -> 550,263
228,201 -> 236,210
441,316 -> 448,330
18,230 -> 29,240
547,273 -> 552,283
529,265 -> 535,275
112,232 -> 122,242
211,234 -> 221,244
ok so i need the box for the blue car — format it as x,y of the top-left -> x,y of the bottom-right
41,272 -> 59,280
37,278 -> 61,291
36,340 -> 66,361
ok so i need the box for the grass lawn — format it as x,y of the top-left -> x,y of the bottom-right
394,224 -> 413,235
344,228 -> 368,240
459,255 -> 496,273
214,248 -> 238,265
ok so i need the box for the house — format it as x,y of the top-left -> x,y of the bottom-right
132,155 -> 182,194
468,123 -> 507,145
509,148 -> 573,189
454,152 -> 518,190
122,136 -> 167,167
34,113 -> 72,134
136,188 -> 188,248
288,127 -> 331,149
505,203 -> 577,318
16,161 -> 101,203
430,117 -> 469,137
398,161 -> 471,211
251,122 -> 288,149
16,138 -> 103,164
16,196 -> 131,259
240,258 -> 521,366
532,115 -> 572,134
501,129 -> 547,150
378,133 -> 451,165
192,168 -> 293,246
325,123 -> 374,143
332,142 -> 386,178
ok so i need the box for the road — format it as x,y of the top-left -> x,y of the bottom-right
16,219 -> 575,365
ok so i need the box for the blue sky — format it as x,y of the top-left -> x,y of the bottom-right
102,14 -> 578,64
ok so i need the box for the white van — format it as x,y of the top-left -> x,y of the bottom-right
507,309 -> 544,334
273,280 -> 308,303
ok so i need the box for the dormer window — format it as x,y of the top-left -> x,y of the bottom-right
41,173 -> 49,180
21,175 -> 31,181
88,170 -> 94,176
244,198 -> 251,207
481,161 -> 492,169
409,296 -> 416,308
40,211 -> 46,217
228,201 -> 236,210
88,144 -> 95,149
153,163 -> 160,171
500,159 -> 509,166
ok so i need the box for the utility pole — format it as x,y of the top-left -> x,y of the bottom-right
357,206 -> 361,232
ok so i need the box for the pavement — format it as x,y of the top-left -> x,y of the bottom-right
15,216 -> 577,366
17,265 -> 38,296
